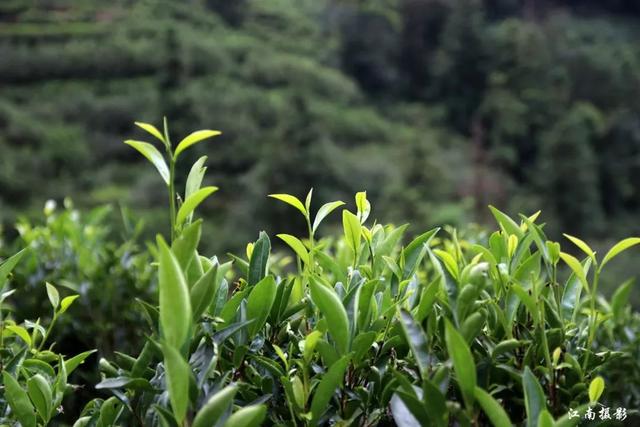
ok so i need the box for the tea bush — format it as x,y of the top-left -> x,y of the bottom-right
1,121 -> 640,426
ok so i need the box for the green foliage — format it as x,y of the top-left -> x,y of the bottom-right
8,121 -> 626,426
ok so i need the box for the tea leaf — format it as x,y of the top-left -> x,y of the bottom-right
523,366 -> 546,427
190,262 -> 219,321
310,354 -> 351,425
158,236 -> 192,349
611,279 -> 634,322
64,350 -> 97,375
248,232 -> 270,286
474,387 -> 512,427
58,295 -> 79,315
600,237 -> 640,270
222,405 -> 266,427
559,252 -> 589,293
246,276 -> 277,336
6,325 -> 32,347
0,248 -> 27,289
444,319 -> 476,408
186,156 -> 208,199
343,210 -> 362,257
537,410 -> 554,427
563,234 -> 596,263
277,234 -> 309,265
309,277 -> 350,355
312,201 -> 345,233
489,205 -> 524,238
588,376 -> 605,403
174,130 -> 221,159
135,122 -> 165,145
45,282 -> 59,310
176,186 -> 218,226
162,343 -> 191,424
399,309 -> 429,378
27,374 -> 52,423
124,140 -> 169,185
3,371 -> 36,427
355,191 -> 370,224
269,194 -> 307,217
192,385 -> 238,427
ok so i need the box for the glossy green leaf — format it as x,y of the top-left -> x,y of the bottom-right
246,276 -> 277,336
174,130 -> 221,159
190,262 -> 219,321
611,279 -> 634,322
398,309 -> 429,378
277,234 -> 309,265
3,371 -> 36,427
309,277 -> 350,355
268,194 -> 307,217
563,234 -> 596,263
355,191 -> 371,224
185,156 -> 208,208
134,121 -> 165,144
489,205 -> 524,238
171,220 -> 202,271
559,252 -> 589,292
537,410 -> 554,427
523,366 -> 546,427
310,354 -> 351,426
312,201 -> 345,233
192,385 -> 238,427
343,210 -> 362,257
162,343 -> 191,424
58,295 -> 79,315
600,237 -> 640,270
6,325 -> 32,347
158,236 -> 192,349
176,186 -> 218,226
124,140 -> 169,185
64,350 -> 97,375
444,319 -> 476,408
222,405 -> 266,427
474,387 -> 512,427
248,232 -> 270,286
0,249 -> 27,289
27,374 -> 52,423
588,376 -> 604,403
45,282 -> 59,310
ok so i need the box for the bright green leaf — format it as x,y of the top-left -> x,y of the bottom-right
277,234 -> 309,265
309,277 -> 350,355
588,376 -> 605,403
124,140 -> 169,185
158,236 -> 192,349
222,405 -> 266,427
600,237 -> 640,270
162,343 -> 191,425
174,130 -> 221,159
312,201 -> 345,234
192,385 -> 238,427
444,319 -> 476,408
176,186 -> 218,226
474,387 -> 512,427
3,371 -> 36,427
268,194 -> 307,217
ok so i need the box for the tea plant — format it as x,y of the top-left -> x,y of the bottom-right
0,250 -> 95,426
4,119 -> 640,426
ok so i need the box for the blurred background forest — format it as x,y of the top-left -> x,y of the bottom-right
1,0 -> 640,253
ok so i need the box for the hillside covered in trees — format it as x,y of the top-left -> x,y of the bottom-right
2,0 -> 640,251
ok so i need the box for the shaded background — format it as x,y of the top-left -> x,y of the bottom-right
1,0 -> 640,257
